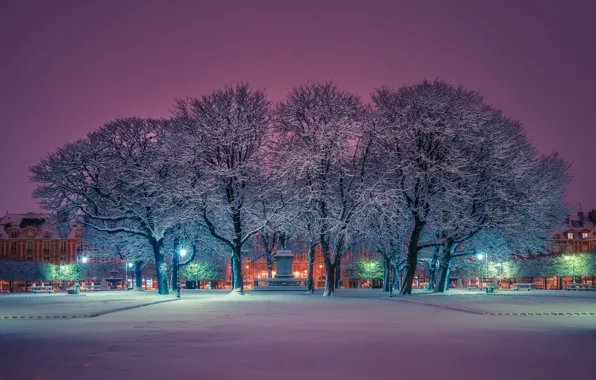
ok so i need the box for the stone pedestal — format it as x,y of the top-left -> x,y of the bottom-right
274,250 -> 294,279
254,249 -> 306,291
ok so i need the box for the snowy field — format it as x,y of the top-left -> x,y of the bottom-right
0,290 -> 177,318
1,289 -> 595,380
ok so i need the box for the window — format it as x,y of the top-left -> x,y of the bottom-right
10,231 -> 18,238
43,256 -> 50,262
567,232 -> 574,240
60,241 -> 67,252
582,232 -> 589,239
10,242 -> 17,251
27,241 -> 33,252
43,241 -> 49,251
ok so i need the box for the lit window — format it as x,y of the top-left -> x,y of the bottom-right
567,232 -> 574,240
582,232 -> 588,239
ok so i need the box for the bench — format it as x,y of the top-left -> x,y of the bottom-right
466,283 -> 481,290
82,285 -> 101,291
565,284 -> 596,291
30,285 -> 54,294
512,283 -> 533,291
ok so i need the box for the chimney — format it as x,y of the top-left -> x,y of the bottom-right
589,209 -> 596,225
578,212 -> 585,227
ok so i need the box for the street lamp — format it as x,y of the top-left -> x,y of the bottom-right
125,261 -> 133,290
477,253 -> 490,292
74,256 -> 88,294
177,248 -> 187,300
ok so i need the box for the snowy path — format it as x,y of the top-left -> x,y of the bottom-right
1,290 -> 595,380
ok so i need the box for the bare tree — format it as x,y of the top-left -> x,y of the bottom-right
173,83 -> 276,294
274,82 -> 373,296
372,81 -> 571,294
31,118 -> 185,295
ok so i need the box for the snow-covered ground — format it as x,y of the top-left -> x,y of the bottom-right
0,290 -> 177,318
391,290 -> 596,314
1,289 -> 595,380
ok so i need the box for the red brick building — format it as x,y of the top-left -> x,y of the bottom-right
0,212 -> 82,264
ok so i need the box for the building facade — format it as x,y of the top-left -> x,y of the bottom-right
0,213 -> 82,264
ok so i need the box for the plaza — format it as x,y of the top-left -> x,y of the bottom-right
1,289 -> 595,380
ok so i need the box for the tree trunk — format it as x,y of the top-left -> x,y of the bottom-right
401,218 -> 425,295
392,264 -> 400,291
383,257 -> 390,292
335,259 -> 342,289
267,256 -> 273,279
428,246 -> 440,290
306,243 -> 316,294
150,239 -> 169,295
231,247 -> 244,294
134,261 -> 143,291
435,241 -> 454,293
230,256 -> 235,290
388,263 -> 394,297
321,232 -> 335,296
171,253 -> 179,292
443,260 -> 451,292
323,257 -> 336,296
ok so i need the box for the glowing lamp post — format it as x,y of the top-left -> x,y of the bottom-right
74,256 -> 88,294
125,261 -> 133,290
177,248 -> 187,300
476,253 -> 491,293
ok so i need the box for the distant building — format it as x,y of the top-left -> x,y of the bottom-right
550,209 -> 596,254
0,212 -> 82,264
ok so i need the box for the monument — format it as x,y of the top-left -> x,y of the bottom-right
253,235 -> 306,291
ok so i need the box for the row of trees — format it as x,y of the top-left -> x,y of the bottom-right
348,252 -> 596,290
31,80 -> 570,296
0,260 -> 118,292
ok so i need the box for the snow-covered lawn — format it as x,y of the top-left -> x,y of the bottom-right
0,290 -> 178,318
0,289 -> 594,379
390,291 -> 596,314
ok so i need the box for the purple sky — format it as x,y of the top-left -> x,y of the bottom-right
1,0 -> 595,214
